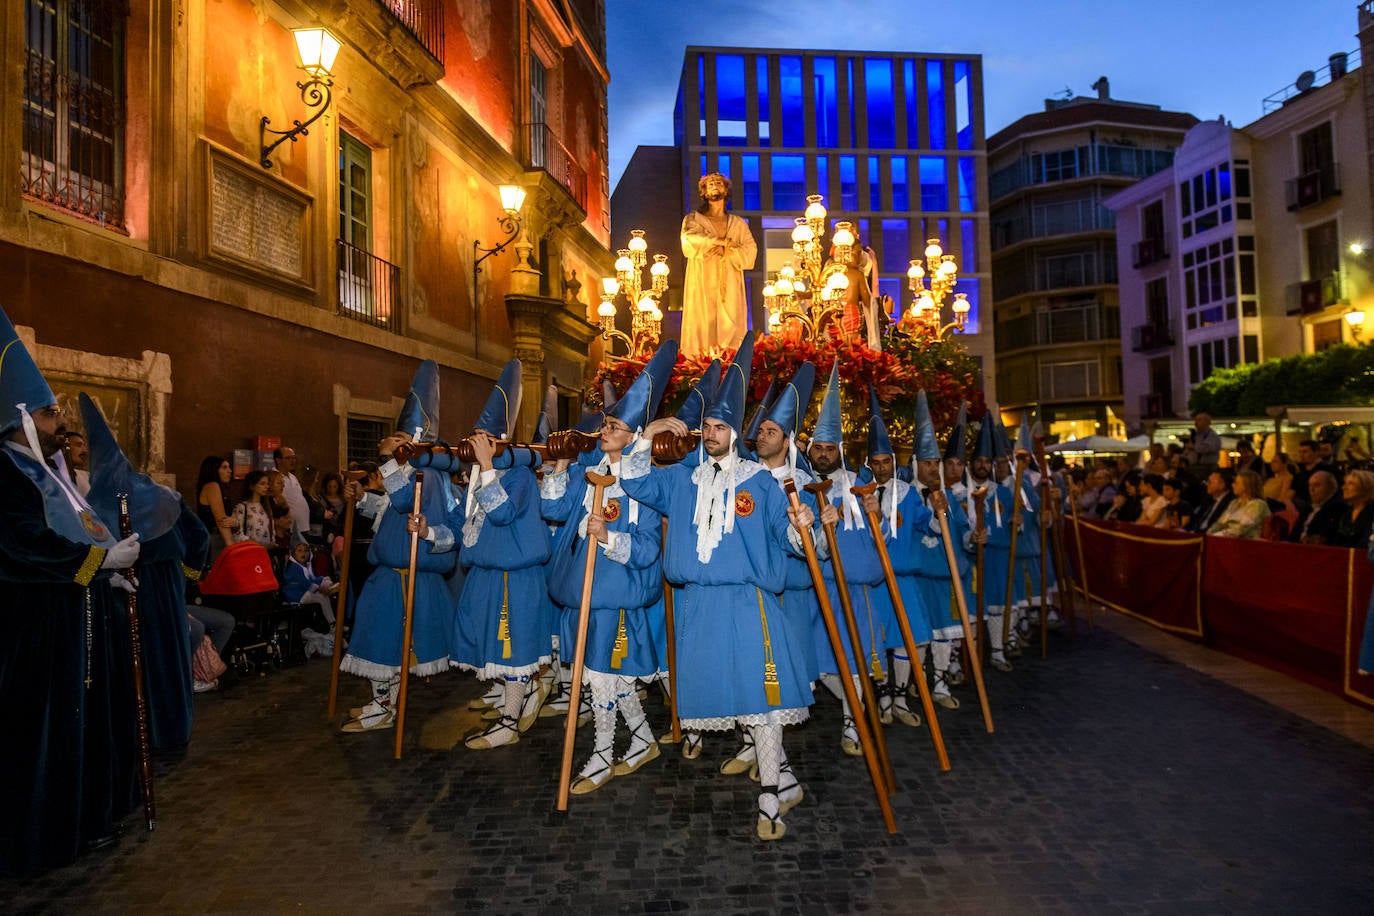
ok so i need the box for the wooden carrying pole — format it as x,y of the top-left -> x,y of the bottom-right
1067,491 -> 1092,628
785,479 -> 896,834
924,486 -> 995,734
851,481 -> 950,773
660,521 -> 681,745
557,471 -> 616,811
392,472 -> 425,760
327,470 -> 368,718
804,481 -> 896,795
117,495 -> 156,832
972,487 -> 988,661
1034,438 -> 1050,658
1002,454 -> 1030,648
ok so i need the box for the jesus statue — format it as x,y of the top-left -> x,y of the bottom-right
679,172 -> 757,355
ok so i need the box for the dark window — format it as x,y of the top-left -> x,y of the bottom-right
1143,200 -> 1165,244
1306,220 -> 1340,279
1146,278 -> 1168,327
346,418 -> 389,469
1299,122 -> 1335,175
22,0 -> 126,229
1243,334 -> 1259,363
339,131 -> 372,251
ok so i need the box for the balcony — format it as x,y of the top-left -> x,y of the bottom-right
1141,392 -> 1169,420
337,239 -> 401,333
377,0 -> 445,64
524,122 -> 588,213
1286,271 -> 1346,315
996,302 -> 1121,352
1285,161 -> 1341,211
1132,237 -> 1169,268
1130,323 -> 1174,352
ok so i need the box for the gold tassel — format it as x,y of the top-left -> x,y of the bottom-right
498,571 -> 512,659
611,608 -> 628,669
757,589 -> 781,706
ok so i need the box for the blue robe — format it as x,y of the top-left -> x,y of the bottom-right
974,480 -> 1015,610
340,462 -> 457,679
909,486 -> 974,642
1011,476 -> 1056,603
768,464 -> 821,683
619,445 -> 813,729
861,478 -> 935,651
811,468 -> 894,677
452,466 -> 552,679
1362,539 -> 1374,675
541,462 -> 663,678
0,445 -> 129,875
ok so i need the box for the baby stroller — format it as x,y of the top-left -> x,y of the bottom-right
199,541 -> 303,675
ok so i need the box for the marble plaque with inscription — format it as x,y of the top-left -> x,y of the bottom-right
210,154 -> 307,280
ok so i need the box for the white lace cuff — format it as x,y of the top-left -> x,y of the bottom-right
602,531 -> 631,564
540,469 -> 568,499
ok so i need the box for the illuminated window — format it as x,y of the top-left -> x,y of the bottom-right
772,154 -> 806,210
780,56 -> 803,147
756,56 -> 771,147
815,57 -> 838,148
919,156 -> 947,211
954,60 -> 973,151
891,156 -> 908,210
868,155 -> 881,210
741,154 -> 760,209
865,58 -> 895,148
927,60 -> 946,150
840,155 -> 857,210
716,54 -> 746,146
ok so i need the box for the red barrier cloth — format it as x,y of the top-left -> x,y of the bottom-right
1203,538 -> 1351,690
1066,518 -> 1204,638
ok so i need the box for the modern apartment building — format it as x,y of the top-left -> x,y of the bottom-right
988,83 -> 1195,437
613,46 -> 996,400
1109,11 -> 1373,432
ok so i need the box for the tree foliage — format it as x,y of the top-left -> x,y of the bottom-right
1188,343 -> 1374,416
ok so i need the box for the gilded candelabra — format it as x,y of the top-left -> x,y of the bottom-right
598,229 -> 669,360
903,238 -> 969,339
761,194 -> 856,343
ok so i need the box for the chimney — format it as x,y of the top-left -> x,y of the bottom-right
1330,51 -> 1349,79
1091,76 -> 1110,100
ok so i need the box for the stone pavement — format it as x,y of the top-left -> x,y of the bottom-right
4,624 -> 1374,914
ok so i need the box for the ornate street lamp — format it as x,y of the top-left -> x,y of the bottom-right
599,229 -> 668,359
260,27 -> 343,170
903,237 -> 969,339
471,184 -> 529,306
762,195 -> 856,342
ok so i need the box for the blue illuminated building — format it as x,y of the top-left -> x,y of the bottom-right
613,46 -> 995,397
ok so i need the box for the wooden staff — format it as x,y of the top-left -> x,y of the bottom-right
1051,500 -> 1078,639
972,486 -> 988,661
557,470 -> 616,810
851,481 -> 950,772
804,481 -> 896,795
117,494 -> 155,832
923,485 -> 994,734
1034,438 -> 1050,659
327,470 -> 368,718
784,479 -> 896,834
1002,453 -> 1030,649
393,472 -> 424,760
662,537 -> 682,744
1067,485 -> 1092,628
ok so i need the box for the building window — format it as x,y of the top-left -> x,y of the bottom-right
1182,238 -> 1235,331
919,156 -> 947,211
1188,337 -> 1242,385
715,54 -> 747,146
1305,220 -> 1340,280
1039,359 -> 1100,400
345,417 -> 389,469
1180,161 -> 1242,238
927,60 -> 946,150
771,154 -> 805,210
954,60 -> 973,151
865,58 -> 895,149
839,155 -> 857,210
1145,278 -> 1168,328
338,130 -> 398,331
22,0 -> 127,230
741,153 -> 760,209
755,56 -> 771,148
868,155 -> 881,210
779,56 -> 803,147
891,156 -> 908,210
814,57 -> 838,149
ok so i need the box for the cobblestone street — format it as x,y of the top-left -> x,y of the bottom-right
4,622 -> 1373,914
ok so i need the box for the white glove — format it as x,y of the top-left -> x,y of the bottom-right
100,534 -> 141,569
108,572 -> 137,593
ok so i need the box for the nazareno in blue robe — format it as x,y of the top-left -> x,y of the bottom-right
859,478 -> 935,652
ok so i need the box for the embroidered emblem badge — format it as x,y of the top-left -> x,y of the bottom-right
601,498 -> 621,523
734,490 -> 755,518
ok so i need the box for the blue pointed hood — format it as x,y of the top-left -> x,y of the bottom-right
762,361 -> 815,441
704,333 -> 754,439
810,363 -> 843,446
867,387 -> 893,458
943,401 -> 968,461
973,407 -> 998,461
1016,412 -> 1033,453
396,359 -> 440,443
474,358 -> 522,438
743,378 -> 779,444
81,393 -> 181,542
573,407 -> 605,434
609,339 -> 679,432
533,384 -> 556,444
0,306 -> 56,437
675,359 -> 721,428
913,389 -> 940,462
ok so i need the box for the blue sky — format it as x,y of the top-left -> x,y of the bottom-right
608,0 -> 1360,191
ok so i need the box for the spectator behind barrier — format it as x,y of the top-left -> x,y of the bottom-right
1190,469 -> 1235,533
1333,470 -> 1374,549
1138,474 -> 1168,527
230,470 -> 275,547
1291,470 -> 1345,545
196,454 -> 236,559
1208,470 -> 1269,539
1161,478 -> 1192,530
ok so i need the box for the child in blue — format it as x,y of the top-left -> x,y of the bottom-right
283,537 -> 338,623
539,342 -> 676,793
859,388 -> 933,731
339,360 -> 458,733
622,333 -> 818,841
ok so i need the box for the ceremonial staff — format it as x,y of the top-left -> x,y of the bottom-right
1066,481 -> 1092,628
393,471 -> 424,760
327,469 -> 368,718
117,494 -> 156,832
851,480 -> 950,772
557,470 -> 615,810
1033,437 -> 1051,658
784,478 -> 896,833
1002,451 -> 1030,650
972,486 -> 988,661
661,522 -> 682,745
924,485 -> 994,734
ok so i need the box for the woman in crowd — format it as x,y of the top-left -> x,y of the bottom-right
1263,453 -> 1295,501
1208,469 -> 1270,539
196,455 -> 236,559
230,470 -> 275,547
1137,474 -> 1169,527
1104,471 -> 1143,522
317,471 -> 348,545
1333,469 -> 1374,548
267,470 -> 294,548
